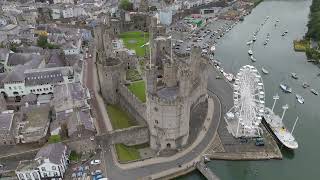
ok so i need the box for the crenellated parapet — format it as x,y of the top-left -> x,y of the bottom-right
148,93 -> 181,106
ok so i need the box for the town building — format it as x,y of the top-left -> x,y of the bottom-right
51,82 -> 95,138
15,103 -> 51,144
16,142 -> 69,180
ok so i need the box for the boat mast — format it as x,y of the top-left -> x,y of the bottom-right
272,94 -> 279,112
281,104 -> 289,122
291,116 -> 299,134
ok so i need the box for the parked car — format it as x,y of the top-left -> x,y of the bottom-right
90,160 -> 101,165
95,169 -> 102,175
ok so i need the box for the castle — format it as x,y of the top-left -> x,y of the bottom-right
94,9 -> 209,151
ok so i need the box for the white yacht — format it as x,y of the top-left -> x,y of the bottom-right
295,94 -> 304,104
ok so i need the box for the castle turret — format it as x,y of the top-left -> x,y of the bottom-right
94,14 -> 125,105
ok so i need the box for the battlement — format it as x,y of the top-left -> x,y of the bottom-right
148,93 -> 181,106
179,68 -> 192,78
101,57 -> 122,67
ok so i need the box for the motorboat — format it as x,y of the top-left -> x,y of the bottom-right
311,89 -> 319,95
302,82 -> 310,88
280,84 -> 292,93
247,40 -> 253,45
295,94 -> 305,104
291,73 -> 298,79
262,67 -> 269,74
253,36 -> 257,41
248,49 -> 253,55
250,56 -> 257,62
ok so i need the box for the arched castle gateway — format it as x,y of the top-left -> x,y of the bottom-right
94,11 -> 209,152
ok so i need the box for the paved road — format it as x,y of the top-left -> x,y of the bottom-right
99,85 -> 223,180
83,42 -> 108,134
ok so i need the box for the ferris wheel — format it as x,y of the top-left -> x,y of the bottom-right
233,65 -> 265,137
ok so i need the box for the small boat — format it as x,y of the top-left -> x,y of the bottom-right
246,40 -> 253,45
295,94 -> 304,104
291,73 -> 298,79
250,56 -> 257,62
262,67 -> 269,74
280,84 -> 292,93
248,49 -> 253,55
311,89 -> 319,95
253,36 -> 257,41
281,32 -> 286,36
302,82 -> 310,88
225,73 -> 235,82
276,19 -> 280,22
263,41 -> 268,45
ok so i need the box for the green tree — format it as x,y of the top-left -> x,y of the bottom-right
37,35 -> 48,48
119,0 -> 133,11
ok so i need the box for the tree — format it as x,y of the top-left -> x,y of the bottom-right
37,35 -> 48,48
119,0 -> 133,11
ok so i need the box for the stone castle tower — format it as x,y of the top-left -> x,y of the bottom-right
146,19 -> 209,151
94,13 -> 125,104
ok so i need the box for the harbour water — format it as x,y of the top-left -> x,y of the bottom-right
178,0 -> 320,179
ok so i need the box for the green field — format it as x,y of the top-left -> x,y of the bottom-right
115,144 -> 141,162
128,81 -> 146,103
120,31 -> 149,57
106,104 -> 136,129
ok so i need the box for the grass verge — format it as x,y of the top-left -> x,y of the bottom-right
115,144 -> 141,162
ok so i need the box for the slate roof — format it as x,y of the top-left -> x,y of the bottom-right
7,53 -> 41,66
25,70 -> 64,86
16,46 -> 43,54
0,73 -> 7,88
35,143 -> 66,164
78,109 -> 95,131
16,160 -> 39,171
0,111 -> 14,131
47,52 -> 66,67
0,48 -> 9,61
3,65 -> 26,83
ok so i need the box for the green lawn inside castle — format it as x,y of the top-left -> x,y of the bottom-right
120,31 -> 149,57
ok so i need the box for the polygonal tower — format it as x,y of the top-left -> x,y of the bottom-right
94,13 -> 125,104
146,23 -> 209,151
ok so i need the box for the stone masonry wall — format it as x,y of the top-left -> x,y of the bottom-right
118,84 -> 147,125
110,125 -> 149,146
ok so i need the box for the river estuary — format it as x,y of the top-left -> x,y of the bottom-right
178,0 -> 320,179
